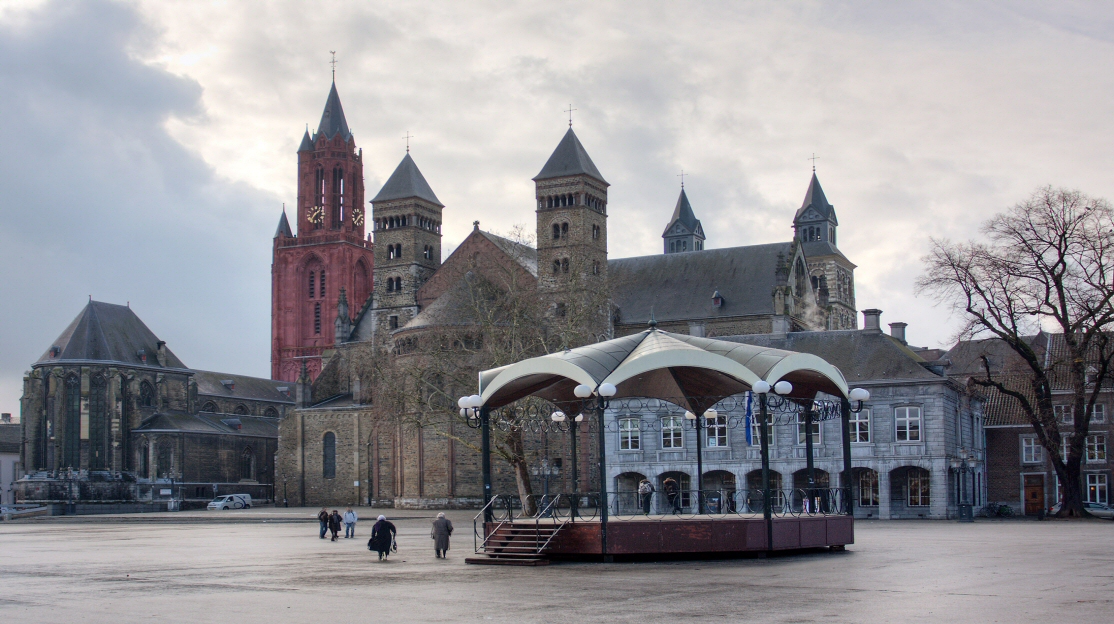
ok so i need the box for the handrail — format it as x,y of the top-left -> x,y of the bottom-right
534,494 -> 569,554
473,496 -> 505,554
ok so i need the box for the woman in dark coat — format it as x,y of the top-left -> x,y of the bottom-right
431,512 -> 453,559
328,510 -> 342,542
368,515 -> 397,560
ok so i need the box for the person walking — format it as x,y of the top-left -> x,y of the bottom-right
431,512 -> 453,559
328,509 -> 342,542
638,479 -> 655,515
663,477 -> 681,514
317,507 -> 329,539
368,514 -> 397,561
343,507 -> 358,538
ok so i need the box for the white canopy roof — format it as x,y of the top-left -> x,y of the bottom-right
478,328 -> 849,413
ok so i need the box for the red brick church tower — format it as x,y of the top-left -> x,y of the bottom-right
271,81 -> 374,382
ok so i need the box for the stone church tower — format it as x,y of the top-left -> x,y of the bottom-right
271,81 -> 375,382
367,152 -> 444,347
533,128 -> 610,335
662,188 -> 705,253
793,173 -> 857,330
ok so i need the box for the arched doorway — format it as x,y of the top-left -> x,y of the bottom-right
703,470 -> 737,513
854,468 -> 880,510
614,471 -> 647,515
746,469 -> 785,512
658,471 -> 691,514
792,469 -> 831,513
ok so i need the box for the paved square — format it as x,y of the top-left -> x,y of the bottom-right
1,509 -> 1112,622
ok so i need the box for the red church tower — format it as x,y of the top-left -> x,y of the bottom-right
272,81 -> 375,382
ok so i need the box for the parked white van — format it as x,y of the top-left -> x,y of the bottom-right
207,494 -> 252,510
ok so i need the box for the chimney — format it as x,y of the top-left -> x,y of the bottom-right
889,322 -> 908,344
156,341 -> 167,367
862,309 -> 883,334
1,413 -> 11,423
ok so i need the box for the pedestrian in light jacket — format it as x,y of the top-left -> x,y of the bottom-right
343,507 -> 358,538
431,512 -> 453,558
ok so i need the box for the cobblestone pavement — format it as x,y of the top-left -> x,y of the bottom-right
1,509 -> 1111,623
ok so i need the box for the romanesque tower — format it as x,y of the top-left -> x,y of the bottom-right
662,188 -> 705,253
271,81 -> 375,382
533,128 -> 610,338
368,152 -> 444,346
792,173 -> 857,329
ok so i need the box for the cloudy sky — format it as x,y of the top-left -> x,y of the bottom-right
1,0 -> 1112,415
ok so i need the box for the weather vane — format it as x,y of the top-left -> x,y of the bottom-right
403,131 -> 413,153
330,51 -> 337,80
809,153 -> 819,173
564,104 -> 577,128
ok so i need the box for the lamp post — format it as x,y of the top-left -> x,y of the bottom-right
751,380 -> 791,551
458,394 -> 490,522
574,382 -> 615,561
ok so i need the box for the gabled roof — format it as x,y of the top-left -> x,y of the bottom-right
316,82 -> 352,141
662,189 -> 704,237
794,173 -> 837,225
36,301 -> 187,368
371,153 -> 443,206
274,210 -> 293,239
609,242 -> 792,325
801,240 -> 853,265
192,370 -> 295,404
479,230 -> 538,276
132,411 -> 278,438
533,128 -> 607,185
298,128 -> 313,152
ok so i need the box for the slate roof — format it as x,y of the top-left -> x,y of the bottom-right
721,329 -> 942,384
662,189 -> 703,237
794,173 -> 837,224
608,242 -> 791,324
400,273 -> 485,332
36,301 -> 187,368
133,411 -> 278,438
371,153 -> 443,206
801,240 -> 852,264
316,82 -> 351,141
0,423 -> 20,455
298,128 -> 313,152
479,230 -> 538,276
274,210 -> 293,238
533,128 -> 607,185
192,371 -> 294,404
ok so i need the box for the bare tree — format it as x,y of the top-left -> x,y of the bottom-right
917,187 -> 1114,517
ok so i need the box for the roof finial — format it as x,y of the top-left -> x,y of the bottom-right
473,220 -> 480,231
564,103 -> 577,128
648,306 -> 657,329
809,153 -> 819,173
677,169 -> 686,189
330,51 -> 337,81
403,130 -> 413,153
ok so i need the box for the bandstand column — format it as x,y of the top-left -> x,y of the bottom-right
480,406 -> 492,523
596,400 -> 609,560
759,392 -> 773,551
841,399 -> 854,516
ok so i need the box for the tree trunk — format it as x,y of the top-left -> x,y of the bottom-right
1053,457 -> 1087,518
506,427 -> 537,515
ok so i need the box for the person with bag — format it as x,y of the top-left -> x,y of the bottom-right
328,509 -> 343,542
368,514 -> 397,561
431,512 -> 453,559
663,477 -> 681,514
638,479 -> 655,515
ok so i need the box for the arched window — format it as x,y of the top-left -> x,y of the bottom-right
670,241 -> 675,252
314,303 -> 322,334
139,381 -> 154,407
387,278 -> 395,293
561,258 -> 569,273
592,224 -> 600,240
561,223 -> 568,239
86,374 -> 108,469
200,401 -> 217,413
395,277 -> 402,291
314,168 -> 325,230
552,223 -> 560,240
309,272 -> 315,298
157,440 -> 172,479
323,432 -> 336,479
63,374 -> 81,469
234,404 -> 249,416
332,167 -> 345,228
240,447 -> 254,481
830,227 -> 836,244
592,260 -> 600,275
552,259 -> 560,275
138,440 -> 150,479
320,271 -> 326,298
795,258 -> 807,297
263,407 -> 279,418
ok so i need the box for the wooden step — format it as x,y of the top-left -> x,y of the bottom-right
465,556 -> 549,566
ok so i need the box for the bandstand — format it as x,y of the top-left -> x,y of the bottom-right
459,325 -> 870,564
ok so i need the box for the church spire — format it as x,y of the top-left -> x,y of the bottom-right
274,208 -> 293,239
662,188 -> 705,254
534,128 -> 607,184
793,172 -> 839,248
316,82 -> 351,141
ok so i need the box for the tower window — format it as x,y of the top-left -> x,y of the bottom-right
561,223 -> 568,239
547,196 -> 553,208
389,316 -> 399,329
831,227 -> 835,244
552,259 -> 560,275
320,271 -> 326,298
309,272 -> 315,298
592,224 -> 600,240
592,260 -> 600,275
553,223 -> 560,240
394,277 -> 402,291
561,258 -> 569,273
314,303 -> 321,334
387,278 -> 394,293
670,241 -> 675,252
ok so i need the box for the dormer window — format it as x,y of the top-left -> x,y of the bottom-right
712,291 -> 723,308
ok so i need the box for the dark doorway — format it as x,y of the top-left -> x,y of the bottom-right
1024,474 -> 1045,516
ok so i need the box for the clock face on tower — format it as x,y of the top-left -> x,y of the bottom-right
352,207 -> 364,226
309,205 -> 324,224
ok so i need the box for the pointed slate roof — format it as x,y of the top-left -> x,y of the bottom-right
36,301 -> 187,368
298,128 -> 313,152
274,210 -> 293,238
371,153 -> 443,206
316,82 -> 352,141
662,189 -> 703,236
794,173 -> 837,224
533,128 -> 607,184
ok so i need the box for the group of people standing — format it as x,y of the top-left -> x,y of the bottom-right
315,507 -> 453,560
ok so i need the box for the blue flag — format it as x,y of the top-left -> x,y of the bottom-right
745,391 -> 753,446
